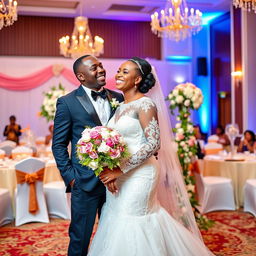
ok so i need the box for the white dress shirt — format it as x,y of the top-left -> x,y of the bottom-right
82,86 -> 111,125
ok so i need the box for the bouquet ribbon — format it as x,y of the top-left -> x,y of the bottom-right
16,168 -> 45,214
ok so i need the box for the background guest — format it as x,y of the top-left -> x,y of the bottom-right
237,130 -> 256,153
194,124 -> 205,159
45,124 -> 54,146
3,115 -> 22,144
216,125 -> 230,146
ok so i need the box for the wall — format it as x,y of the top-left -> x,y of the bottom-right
0,16 -> 161,59
242,10 -> 256,132
191,26 -> 211,135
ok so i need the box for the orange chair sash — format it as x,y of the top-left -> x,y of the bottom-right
205,148 -> 222,155
16,168 -> 45,214
12,152 -> 33,159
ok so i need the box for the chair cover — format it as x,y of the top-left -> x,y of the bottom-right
194,172 -> 236,213
0,188 -> 13,226
15,157 -> 49,226
44,181 -> 71,219
244,179 -> 256,216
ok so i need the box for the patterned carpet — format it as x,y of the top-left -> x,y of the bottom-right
0,211 -> 256,256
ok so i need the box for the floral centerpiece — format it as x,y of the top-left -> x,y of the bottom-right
77,126 -> 130,176
40,83 -> 68,122
167,82 -> 214,230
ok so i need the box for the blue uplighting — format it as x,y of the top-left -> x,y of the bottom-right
202,12 -> 224,25
165,56 -> 192,62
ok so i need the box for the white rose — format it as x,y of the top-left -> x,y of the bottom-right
184,88 -> 194,98
184,99 -> 190,107
186,184 -> 195,192
101,130 -> 110,139
177,128 -> 184,134
175,123 -> 181,129
176,95 -> 184,104
98,142 -> 110,153
170,100 -> 175,105
176,116 -> 180,121
180,141 -> 186,147
184,157 -> 191,164
189,152 -> 193,157
173,89 -> 179,96
88,160 -> 98,170
191,95 -> 197,102
187,125 -> 194,133
81,132 -> 91,142
110,130 -> 119,137
168,93 -> 173,100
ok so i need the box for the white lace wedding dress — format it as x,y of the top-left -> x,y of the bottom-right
88,97 -> 212,256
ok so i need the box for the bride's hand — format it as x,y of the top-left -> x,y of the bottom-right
99,167 -> 123,184
106,180 -> 118,194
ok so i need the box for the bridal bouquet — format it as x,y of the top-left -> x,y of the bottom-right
40,83 -> 68,122
77,126 -> 130,176
168,82 -> 203,111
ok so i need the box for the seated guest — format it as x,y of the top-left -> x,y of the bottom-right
237,130 -> 256,153
194,125 -> 205,159
216,125 -> 230,146
45,124 -> 54,145
3,115 -> 22,144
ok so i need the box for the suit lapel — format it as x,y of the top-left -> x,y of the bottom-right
75,86 -> 102,126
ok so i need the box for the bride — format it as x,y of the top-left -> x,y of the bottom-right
88,57 -> 214,256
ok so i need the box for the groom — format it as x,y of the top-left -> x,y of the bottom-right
52,55 -> 124,256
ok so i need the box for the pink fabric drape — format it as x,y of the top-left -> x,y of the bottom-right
0,65 -> 116,91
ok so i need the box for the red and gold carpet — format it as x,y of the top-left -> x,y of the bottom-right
0,211 -> 256,255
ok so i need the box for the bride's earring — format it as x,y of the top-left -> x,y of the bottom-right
135,84 -> 137,90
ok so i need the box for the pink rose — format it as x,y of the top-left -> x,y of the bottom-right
89,151 -> 98,159
94,139 -> 102,145
90,131 -> 101,139
180,154 -> 184,158
112,135 -> 120,144
106,138 -> 114,147
188,139 -> 195,147
176,134 -> 185,141
118,146 -> 124,152
81,142 -> 93,153
110,149 -> 121,159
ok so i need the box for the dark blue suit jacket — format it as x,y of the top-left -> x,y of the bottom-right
52,85 -> 124,193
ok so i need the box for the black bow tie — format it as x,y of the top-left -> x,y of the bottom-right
91,89 -> 107,101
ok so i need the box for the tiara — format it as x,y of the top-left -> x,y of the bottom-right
128,59 -> 144,75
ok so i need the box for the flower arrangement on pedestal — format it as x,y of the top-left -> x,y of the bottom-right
40,83 -> 68,122
167,82 -> 214,230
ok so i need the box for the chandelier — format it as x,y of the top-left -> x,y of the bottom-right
233,0 -> 256,13
0,0 -> 18,30
151,0 -> 203,42
59,16 -> 104,59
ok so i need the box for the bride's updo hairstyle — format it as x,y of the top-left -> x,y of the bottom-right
129,57 -> 156,93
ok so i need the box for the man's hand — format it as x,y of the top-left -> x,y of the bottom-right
106,180 -> 118,194
99,167 -> 123,184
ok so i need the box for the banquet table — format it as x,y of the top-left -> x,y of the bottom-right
202,154 -> 256,208
0,157 -> 62,202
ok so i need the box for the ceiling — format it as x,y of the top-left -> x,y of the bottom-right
18,0 -> 230,21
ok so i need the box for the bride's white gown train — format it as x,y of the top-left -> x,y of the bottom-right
88,97 -> 211,256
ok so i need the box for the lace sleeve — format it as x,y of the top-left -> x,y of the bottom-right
121,99 -> 160,173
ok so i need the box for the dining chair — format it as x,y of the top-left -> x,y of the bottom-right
194,172 -> 236,213
244,179 -> 256,217
44,181 -> 71,219
0,188 -> 13,226
15,157 -> 49,226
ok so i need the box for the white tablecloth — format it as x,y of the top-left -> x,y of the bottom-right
202,154 -> 256,208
